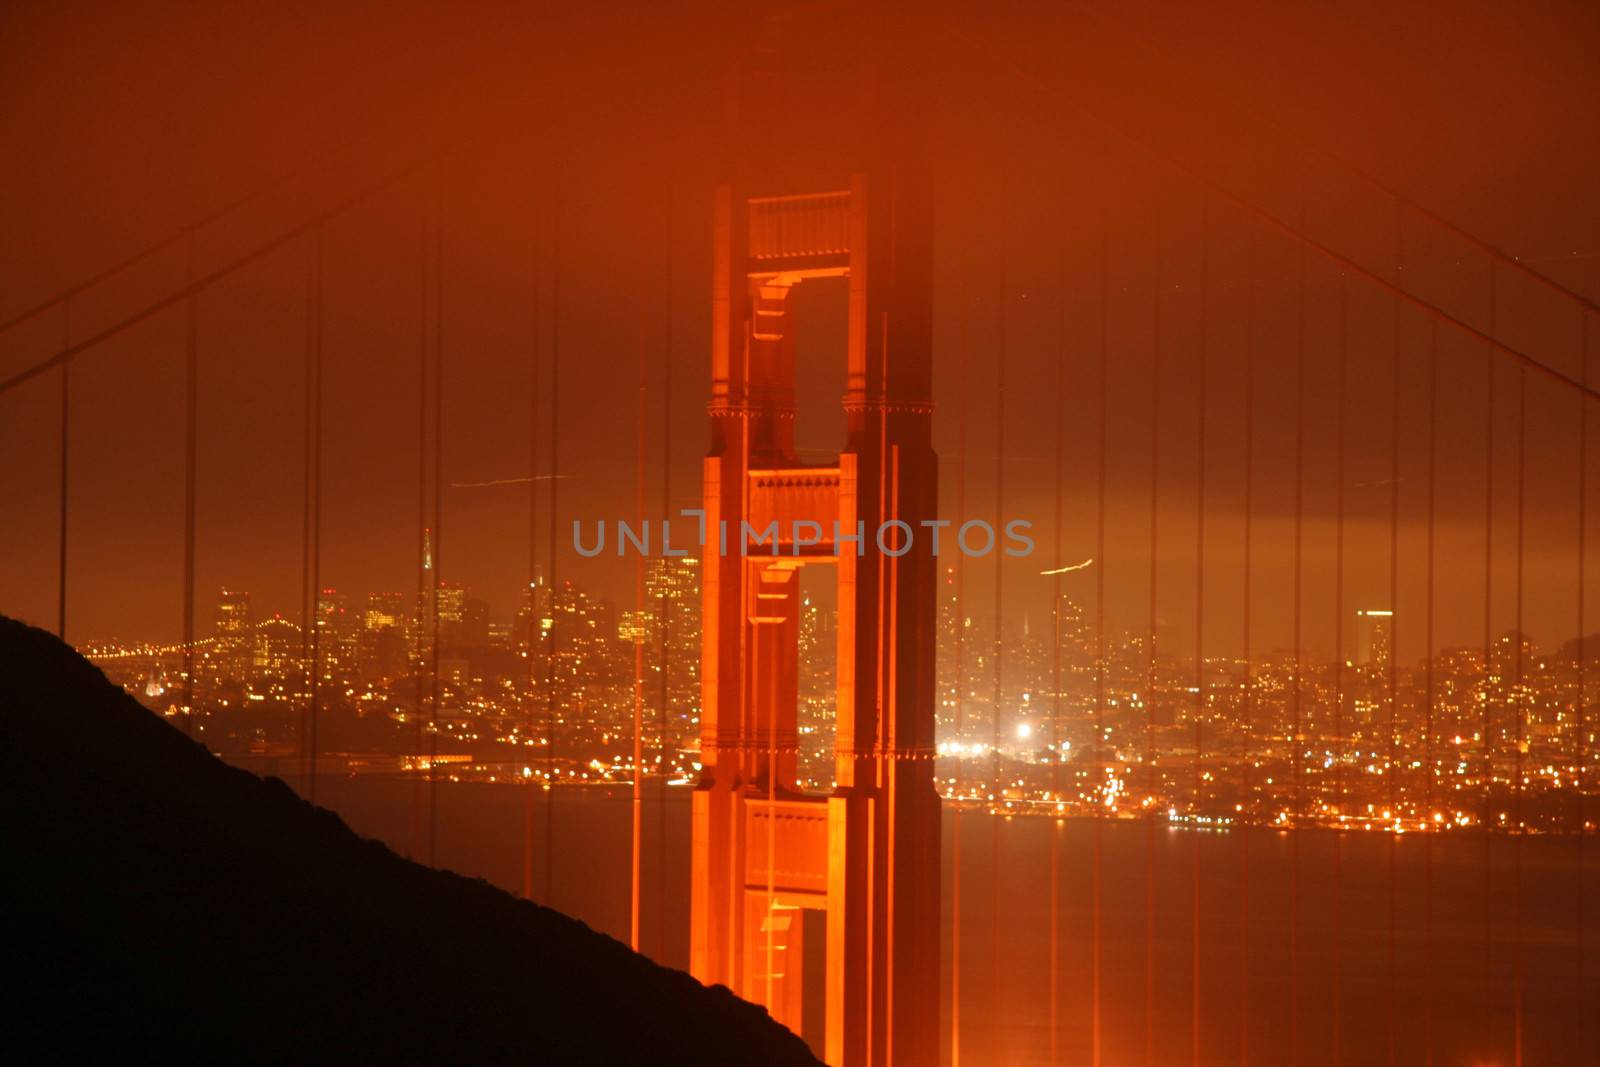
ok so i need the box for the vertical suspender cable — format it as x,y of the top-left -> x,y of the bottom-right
951,239 -> 968,1067
1239,226 -> 1255,1067
429,181 -> 443,867
630,230 -> 648,952
1145,210 -> 1161,1067
991,245 -> 1006,1042
302,238 -> 315,790
1388,260 -> 1401,1067
1049,237 -> 1065,1067
1482,263 -> 1496,1052
412,196 -> 430,862
1192,198 -> 1208,1067
523,200 -> 542,900
1092,216 -> 1108,1067
1577,307 -> 1589,1064
58,302 -> 69,640
183,240 -> 199,740
297,232 -> 313,788
307,228 -> 324,802
1513,365 -> 1526,1067
300,235 -> 314,789
656,188 -> 674,960
1333,274 -> 1347,1065
1291,228 -> 1306,1067
1425,318 -> 1438,1066
544,190 -> 561,904
1388,219 -> 1403,1067
763,594 -> 776,1008
872,294 -> 890,1066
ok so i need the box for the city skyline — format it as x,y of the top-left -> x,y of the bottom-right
81,564 -> 1596,837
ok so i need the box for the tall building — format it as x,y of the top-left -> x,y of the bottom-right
935,564 -> 962,735
515,574 -> 554,655
1055,595 -> 1089,665
796,583 -> 837,790
933,564 -> 996,743
409,525 -> 470,665
213,588 -> 252,680
315,588 -> 358,684
546,579 -> 622,695
253,615 -> 301,682
796,586 -> 836,705
434,584 -> 467,644
643,555 -> 700,737
361,592 -> 408,683
412,527 -> 437,661
363,591 -> 406,631
1357,609 -> 1394,676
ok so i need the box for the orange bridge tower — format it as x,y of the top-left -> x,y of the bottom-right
689,166 -> 940,1066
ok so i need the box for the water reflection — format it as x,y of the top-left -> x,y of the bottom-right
302,776 -> 1597,1065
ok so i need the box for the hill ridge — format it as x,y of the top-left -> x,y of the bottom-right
1,614 -> 818,1065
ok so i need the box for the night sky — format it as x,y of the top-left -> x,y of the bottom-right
2,0 -> 1597,664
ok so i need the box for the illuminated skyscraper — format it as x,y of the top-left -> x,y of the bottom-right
1357,609 -> 1394,676
412,527 -> 437,661
514,573 -> 554,665
315,588 -> 358,684
643,555 -> 700,738
213,588 -> 252,680
543,579 -> 622,696
1055,595 -> 1089,665
796,583 -> 837,791
434,585 -> 466,637
935,564 -> 961,735
361,592 -> 408,683
253,615 -> 301,681
364,591 -> 406,631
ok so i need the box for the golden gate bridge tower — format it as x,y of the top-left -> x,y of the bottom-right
688,15 -> 941,1064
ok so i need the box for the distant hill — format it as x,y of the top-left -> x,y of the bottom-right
0,616 -> 818,1065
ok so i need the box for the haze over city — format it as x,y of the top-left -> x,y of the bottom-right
2,3 -> 1596,1065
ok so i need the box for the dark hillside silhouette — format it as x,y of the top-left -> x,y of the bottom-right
0,615 -> 818,1065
